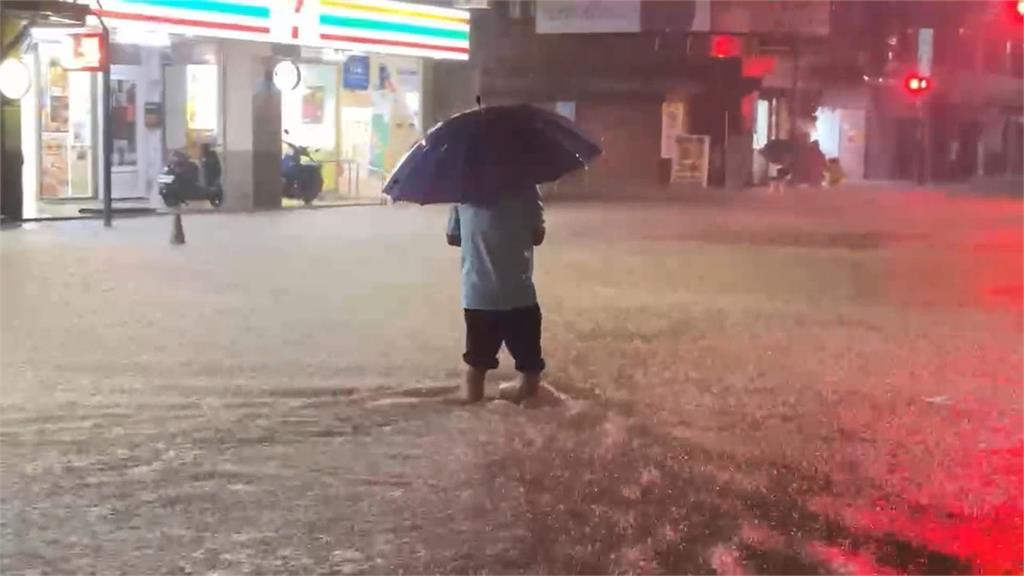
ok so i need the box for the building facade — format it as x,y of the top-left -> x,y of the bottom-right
468,0 -> 840,197
2,0 -> 472,220
751,0 -> 1022,184
857,0 -> 1023,183
469,0 -> 1021,197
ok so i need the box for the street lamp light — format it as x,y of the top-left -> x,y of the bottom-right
0,58 -> 31,100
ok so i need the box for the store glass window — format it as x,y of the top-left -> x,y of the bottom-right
38,41 -> 96,200
281,63 -> 339,196
337,55 -> 422,199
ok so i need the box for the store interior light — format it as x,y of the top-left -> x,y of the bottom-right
31,26 -> 85,41
0,58 -> 31,100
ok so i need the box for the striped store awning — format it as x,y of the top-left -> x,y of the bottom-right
92,0 -> 470,60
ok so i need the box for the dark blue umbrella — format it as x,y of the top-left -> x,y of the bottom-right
384,105 -> 602,205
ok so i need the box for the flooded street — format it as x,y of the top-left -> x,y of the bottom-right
2,185 -> 1021,574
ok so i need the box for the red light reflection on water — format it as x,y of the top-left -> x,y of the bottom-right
810,495 -> 1022,574
970,227 -> 1023,310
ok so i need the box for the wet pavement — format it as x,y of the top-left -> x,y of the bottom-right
1,184 -> 1021,574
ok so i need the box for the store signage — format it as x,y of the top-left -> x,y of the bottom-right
92,0 -> 470,60
661,101 -> 685,159
917,28 -> 934,77
670,135 -> 709,187
318,0 -> 470,60
66,33 -> 106,72
536,0 -> 641,34
343,55 -> 370,90
144,102 -> 163,128
705,0 -> 830,38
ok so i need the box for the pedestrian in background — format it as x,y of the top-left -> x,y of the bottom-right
761,138 -> 794,195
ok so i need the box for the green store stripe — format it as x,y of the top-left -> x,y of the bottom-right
120,0 -> 270,20
319,13 -> 468,41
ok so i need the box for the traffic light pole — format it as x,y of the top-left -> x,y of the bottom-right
915,99 -> 931,185
921,98 -> 929,183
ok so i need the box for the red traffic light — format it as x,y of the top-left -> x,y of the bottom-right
1006,0 -> 1023,23
905,74 -> 931,94
710,34 -> 742,58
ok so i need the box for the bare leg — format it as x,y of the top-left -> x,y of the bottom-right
462,367 -> 486,403
498,372 -> 541,404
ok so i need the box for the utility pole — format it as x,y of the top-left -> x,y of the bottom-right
790,37 -> 800,139
906,75 -> 931,185
921,99 -> 929,183
100,21 -> 112,227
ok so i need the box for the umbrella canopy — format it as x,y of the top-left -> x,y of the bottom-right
760,138 -> 796,165
384,105 -> 602,205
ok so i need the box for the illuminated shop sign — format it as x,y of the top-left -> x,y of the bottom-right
318,0 -> 469,60
66,32 -> 107,71
92,0 -> 469,60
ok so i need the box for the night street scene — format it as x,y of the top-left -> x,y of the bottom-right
0,0 -> 1022,575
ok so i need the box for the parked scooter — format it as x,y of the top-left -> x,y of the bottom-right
158,144 -> 223,208
281,129 -> 323,205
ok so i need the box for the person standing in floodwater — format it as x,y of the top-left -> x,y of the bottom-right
446,185 -> 546,404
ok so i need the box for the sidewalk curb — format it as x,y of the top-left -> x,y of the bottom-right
2,200 -> 386,228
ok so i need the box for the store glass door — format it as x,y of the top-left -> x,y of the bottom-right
110,66 -> 143,199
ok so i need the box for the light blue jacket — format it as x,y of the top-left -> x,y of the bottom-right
447,189 -> 545,310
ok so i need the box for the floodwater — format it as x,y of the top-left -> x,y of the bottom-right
1,184 -> 1021,574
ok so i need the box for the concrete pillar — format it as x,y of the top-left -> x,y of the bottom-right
422,59 -> 477,130
221,40 -> 280,210
252,61 -> 281,209
1,99 -> 23,221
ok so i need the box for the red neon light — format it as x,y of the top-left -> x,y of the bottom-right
95,10 -> 270,35
291,0 -> 304,40
319,33 -> 469,55
710,34 -> 741,58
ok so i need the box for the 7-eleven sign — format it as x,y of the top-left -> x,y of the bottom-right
270,0 -> 317,44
